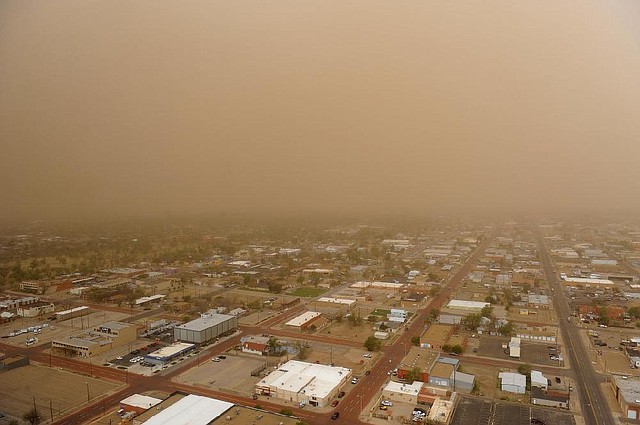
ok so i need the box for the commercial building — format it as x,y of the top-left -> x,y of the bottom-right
382,381 -> 424,405
397,348 -> 440,382
174,314 -> 237,344
20,281 -> 47,294
284,311 -> 323,330
611,376 -> 640,421
120,394 -> 163,415
255,360 -> 351,407
0,296 -> 40,310
144,342 -> 195,365
509,337 -> 521,359
55,306 -> 90,321
139,394 -> 233,425
135,294 -> 166,306
446,300 -> 490,312
52,321 -> 136,357
17,301 -> 55,317
420,324 -> 454,349
499,372 -> 526,394
426,397 -> 455,423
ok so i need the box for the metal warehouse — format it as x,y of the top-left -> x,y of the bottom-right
173,314 -> 237,344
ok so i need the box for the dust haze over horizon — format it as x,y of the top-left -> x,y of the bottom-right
1,1 -> 640,225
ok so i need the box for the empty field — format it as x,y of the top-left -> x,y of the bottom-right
0,365 -> 121,420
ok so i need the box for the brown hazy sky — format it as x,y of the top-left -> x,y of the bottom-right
1,1 -> 640,222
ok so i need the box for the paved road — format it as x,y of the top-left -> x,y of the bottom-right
537,231 -> 615,425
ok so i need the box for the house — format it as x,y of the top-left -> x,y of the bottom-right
499,372 -> 526,394
241,335 -> 271,355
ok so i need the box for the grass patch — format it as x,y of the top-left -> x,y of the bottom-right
371,309 -> 391,316
238,286 -> 269,293
290,287 -> 327,297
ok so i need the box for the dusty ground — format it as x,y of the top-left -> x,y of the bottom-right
459,362 -> 499,399
0,364 -> 121,420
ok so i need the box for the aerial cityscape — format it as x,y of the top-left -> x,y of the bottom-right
2,1 -> 640,425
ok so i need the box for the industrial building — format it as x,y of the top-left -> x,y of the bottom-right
55,306 -> 91,321
284,311 -> 323,330
174,314 -> 237,344
255,360 -> 351,407
611,376 -> 640,421
499,372 -> 526,394
120,394 -> 163,415
52,321 -> 136,357
144,342 -> 195,365
139,394 -> 233,425
17,301 -> 55,317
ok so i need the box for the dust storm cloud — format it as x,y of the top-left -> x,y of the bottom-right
1,1 -> 639,222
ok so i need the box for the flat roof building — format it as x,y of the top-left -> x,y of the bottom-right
144,342 -> 195,365
255,360 -> 351,407
174,314 -> 237,344
52,321 -> 136,357
397,347 -> 440,382
285,311 -> 323,330
140,394 -> 233,425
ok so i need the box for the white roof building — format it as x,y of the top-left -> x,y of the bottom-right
499,372 -> 526,394
255,360 -> 351,407
509,337 -> 521,359
285,311 -> 322,328
446,300 -> 490,311
531,370 -> 548,390
317,297 -> 356,306
120,394 -> 162,410
382,381 -> 424,404
140,394 -> 233,425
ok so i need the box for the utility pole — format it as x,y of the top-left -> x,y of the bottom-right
85,382 -> 90,403
49,399 -> 53,422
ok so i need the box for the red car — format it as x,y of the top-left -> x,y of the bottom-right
331,400 -> 339,407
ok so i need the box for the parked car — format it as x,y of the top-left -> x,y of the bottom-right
337,391 -> 345,398
331,412 -> 340,420
212,357 -> 220,362
381,400 -> 393,406
331,400 -> 339,407
351,377 -> 359,384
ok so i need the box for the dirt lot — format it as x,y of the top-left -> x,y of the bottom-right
458,362 -> 499,399
0,365 -> 121,420
316,316 -> 374,345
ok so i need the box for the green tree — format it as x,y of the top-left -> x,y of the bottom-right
411,336 -> 421,346
517,363 -> 531,375
267,337 -> 281,354
462,313 -> 482,331
280,408 -> 293,416
451,344 -> 463,355
405,366 -> 422,383
498,321 -> 515,337
442,344 -> 452,353
480,305 -> 494,318
364,335 -> 382,351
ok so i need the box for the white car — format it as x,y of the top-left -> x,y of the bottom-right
351,377 -> 359,384
381,400 -> 393,406
363,353 -> 372,358
212,357 -> 221,362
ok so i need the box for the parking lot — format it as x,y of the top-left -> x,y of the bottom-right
477,336 -> 563,366
450,396 -> 575,425
174,354 -> 265,395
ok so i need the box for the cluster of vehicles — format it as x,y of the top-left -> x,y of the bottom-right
379,399 -> 393,410
7,323 -> 50,338
412,407 -> 427,421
